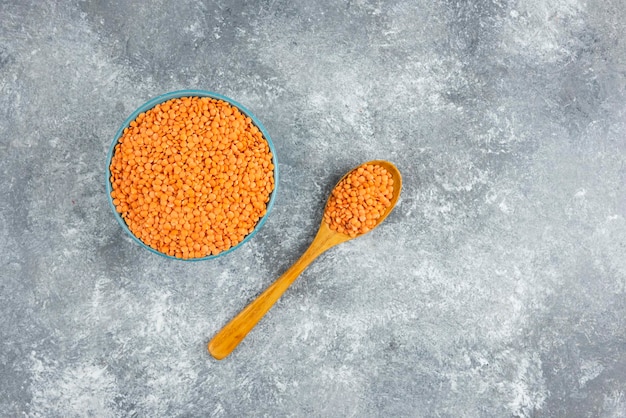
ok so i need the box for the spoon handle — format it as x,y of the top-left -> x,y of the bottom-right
208,236 -> 330,360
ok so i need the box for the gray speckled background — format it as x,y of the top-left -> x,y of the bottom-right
1,0 -> 625,416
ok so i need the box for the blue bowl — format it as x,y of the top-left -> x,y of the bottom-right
105,90 -> 279,261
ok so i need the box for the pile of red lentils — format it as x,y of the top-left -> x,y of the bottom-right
323,163 -> 394,237
109,96 -> 275,259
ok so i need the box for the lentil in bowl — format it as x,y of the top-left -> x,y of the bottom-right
106,90 -> 278,260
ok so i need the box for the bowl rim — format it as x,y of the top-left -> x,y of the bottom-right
105,89 -> 279,261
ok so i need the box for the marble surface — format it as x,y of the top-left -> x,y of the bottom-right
1,0 -> 625,416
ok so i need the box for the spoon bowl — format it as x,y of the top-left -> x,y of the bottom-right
208,160 -> 402,359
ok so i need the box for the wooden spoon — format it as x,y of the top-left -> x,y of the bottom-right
208,160 -> 402,359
